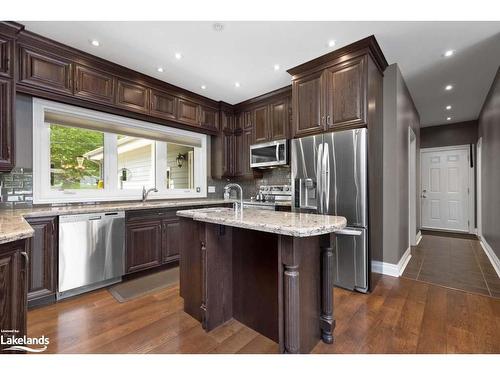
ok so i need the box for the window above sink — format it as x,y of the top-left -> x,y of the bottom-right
33,98 -> 207,204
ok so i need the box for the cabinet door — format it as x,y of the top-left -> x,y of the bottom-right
0,35 -> 13,78
0,78 -> 14,171
200,106 -> 219,131
26,216 -> 57,307
269,98 -> 289,140
115,79 -> 150,114
0,241 -> 28,352
150,89 -> 177,120
162,218 -> 181,263
222,129 -> 233,177
242,127 -> 253,176
253,104 -> 269,143
325,57 -> 366,129
19,46 -> 73,95
243,111 -> 253,130
177,98 -> 200,126
291,70 -> 324,137
125,220 -> 162,274
74,64 -> 114,104
233,129 -> 243,176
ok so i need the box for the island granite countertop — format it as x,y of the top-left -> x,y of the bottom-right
177,207 -> 347,237
0,198 -> 230,245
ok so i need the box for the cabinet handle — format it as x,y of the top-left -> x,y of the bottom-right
21,251 -> 29,267
327,115 -> 331,125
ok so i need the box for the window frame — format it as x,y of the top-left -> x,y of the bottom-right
33,98 -> 207,204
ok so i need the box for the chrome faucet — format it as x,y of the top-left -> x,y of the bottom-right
224,183 -> 243,213
142,186 -> 158,202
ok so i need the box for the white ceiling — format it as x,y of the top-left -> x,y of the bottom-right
21,21 -> 500,126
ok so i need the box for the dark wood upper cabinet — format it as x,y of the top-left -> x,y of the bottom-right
177,98 -> 200,126
269,98 -> 289,140
0,240 -> 28,352
200,106 -> 218,131
19,46 -> 73,95
150,89 -> 177,121
325,56 -> 366,129
0,78 -> 14,171
233,128 -> 244,176
25,216 -> 57,308
74,64 -> 114,105
291,70 -> 324,137
0,36 -> 13,78
115,79 -> 150,114
125,220 -> 162,274
162,218 -> 181,263
253,104 -> 269,143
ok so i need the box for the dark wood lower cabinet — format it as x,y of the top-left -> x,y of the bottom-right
125,219 -> 162,274
0,239 -> 28,353
25,216 -> 57,308
162,218 -> 181,263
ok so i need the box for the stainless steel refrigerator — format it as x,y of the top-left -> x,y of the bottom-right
291,128 -> 369,293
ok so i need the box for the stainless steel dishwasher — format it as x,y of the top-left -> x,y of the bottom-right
58,211 -> 125,300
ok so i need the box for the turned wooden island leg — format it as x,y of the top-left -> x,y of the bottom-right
283,264 -> 300,353
320,233 -> 335,344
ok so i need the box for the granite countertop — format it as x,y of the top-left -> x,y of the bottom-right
177,207 -> 347,237
0,198 -> 230,245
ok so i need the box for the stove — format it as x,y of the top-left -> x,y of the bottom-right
243,184 -> 292,211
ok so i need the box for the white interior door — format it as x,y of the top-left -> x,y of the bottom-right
421,147 -> 469,232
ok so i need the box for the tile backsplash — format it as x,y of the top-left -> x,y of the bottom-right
207,167 -> 291,200
0,167 -> 33,208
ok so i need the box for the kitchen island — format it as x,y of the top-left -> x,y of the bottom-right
177,207 -> 347,354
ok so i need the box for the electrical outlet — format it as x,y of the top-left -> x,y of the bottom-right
208,186 -> 216,193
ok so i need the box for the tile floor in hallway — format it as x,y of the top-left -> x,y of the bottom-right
402,231 -> 500,298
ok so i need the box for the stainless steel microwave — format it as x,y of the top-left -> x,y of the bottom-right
250,139 -> 288,168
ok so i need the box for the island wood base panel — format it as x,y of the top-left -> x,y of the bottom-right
179,217 -> 336,354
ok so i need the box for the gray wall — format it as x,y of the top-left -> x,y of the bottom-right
381,64 -> 421,264
421,120 -> 478,149
478,66 -> 500,261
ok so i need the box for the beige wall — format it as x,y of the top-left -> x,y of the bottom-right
478,66 -> 500,260
381,64 -> 421,264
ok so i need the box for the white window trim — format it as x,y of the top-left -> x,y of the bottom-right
33,98 -> 207,204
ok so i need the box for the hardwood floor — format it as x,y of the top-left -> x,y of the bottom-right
28,273 -> 500,354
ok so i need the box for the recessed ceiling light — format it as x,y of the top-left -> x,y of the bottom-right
90,40 -> 100,47
274,64 -> 280,71
157,67 -> 164,73
445,84 -> 453,91
328,40 -> 336,47
444,50 -> 455,57
446,105 -> 452,110
213,23 -> 224,32
234,82 -> 240,88
447,117 -> 452,121
175,52 -> 182,60
201,85 -> 207,90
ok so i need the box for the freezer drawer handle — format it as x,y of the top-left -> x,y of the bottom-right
336,229 -> 363,236
88,216 -> 102,221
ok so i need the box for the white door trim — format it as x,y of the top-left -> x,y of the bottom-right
420,144 -> 475,234
476,138 -> 482,239
408,127 -> 417,246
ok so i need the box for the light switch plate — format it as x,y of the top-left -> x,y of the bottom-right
208,186 -> 216,193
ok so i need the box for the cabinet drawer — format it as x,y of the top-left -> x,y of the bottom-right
19,46 -> 73,95
74,64 -> 114,104
115,79 -> 150,114
126,208 -> 177,223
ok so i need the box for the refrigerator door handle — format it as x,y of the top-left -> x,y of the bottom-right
323,142 -> 330,214
335,229 -> 363,236
316,143 -> 323,213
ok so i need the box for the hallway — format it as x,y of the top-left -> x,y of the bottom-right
402,231 -> 500,298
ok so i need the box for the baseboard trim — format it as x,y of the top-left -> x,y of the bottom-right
479,238 -> 500,278
415,231 -> 422,246
371,247 -> 412,277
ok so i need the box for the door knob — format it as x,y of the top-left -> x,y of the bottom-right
421,189 -> 427,198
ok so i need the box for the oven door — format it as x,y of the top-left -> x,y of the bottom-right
250,140 -> 287,168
